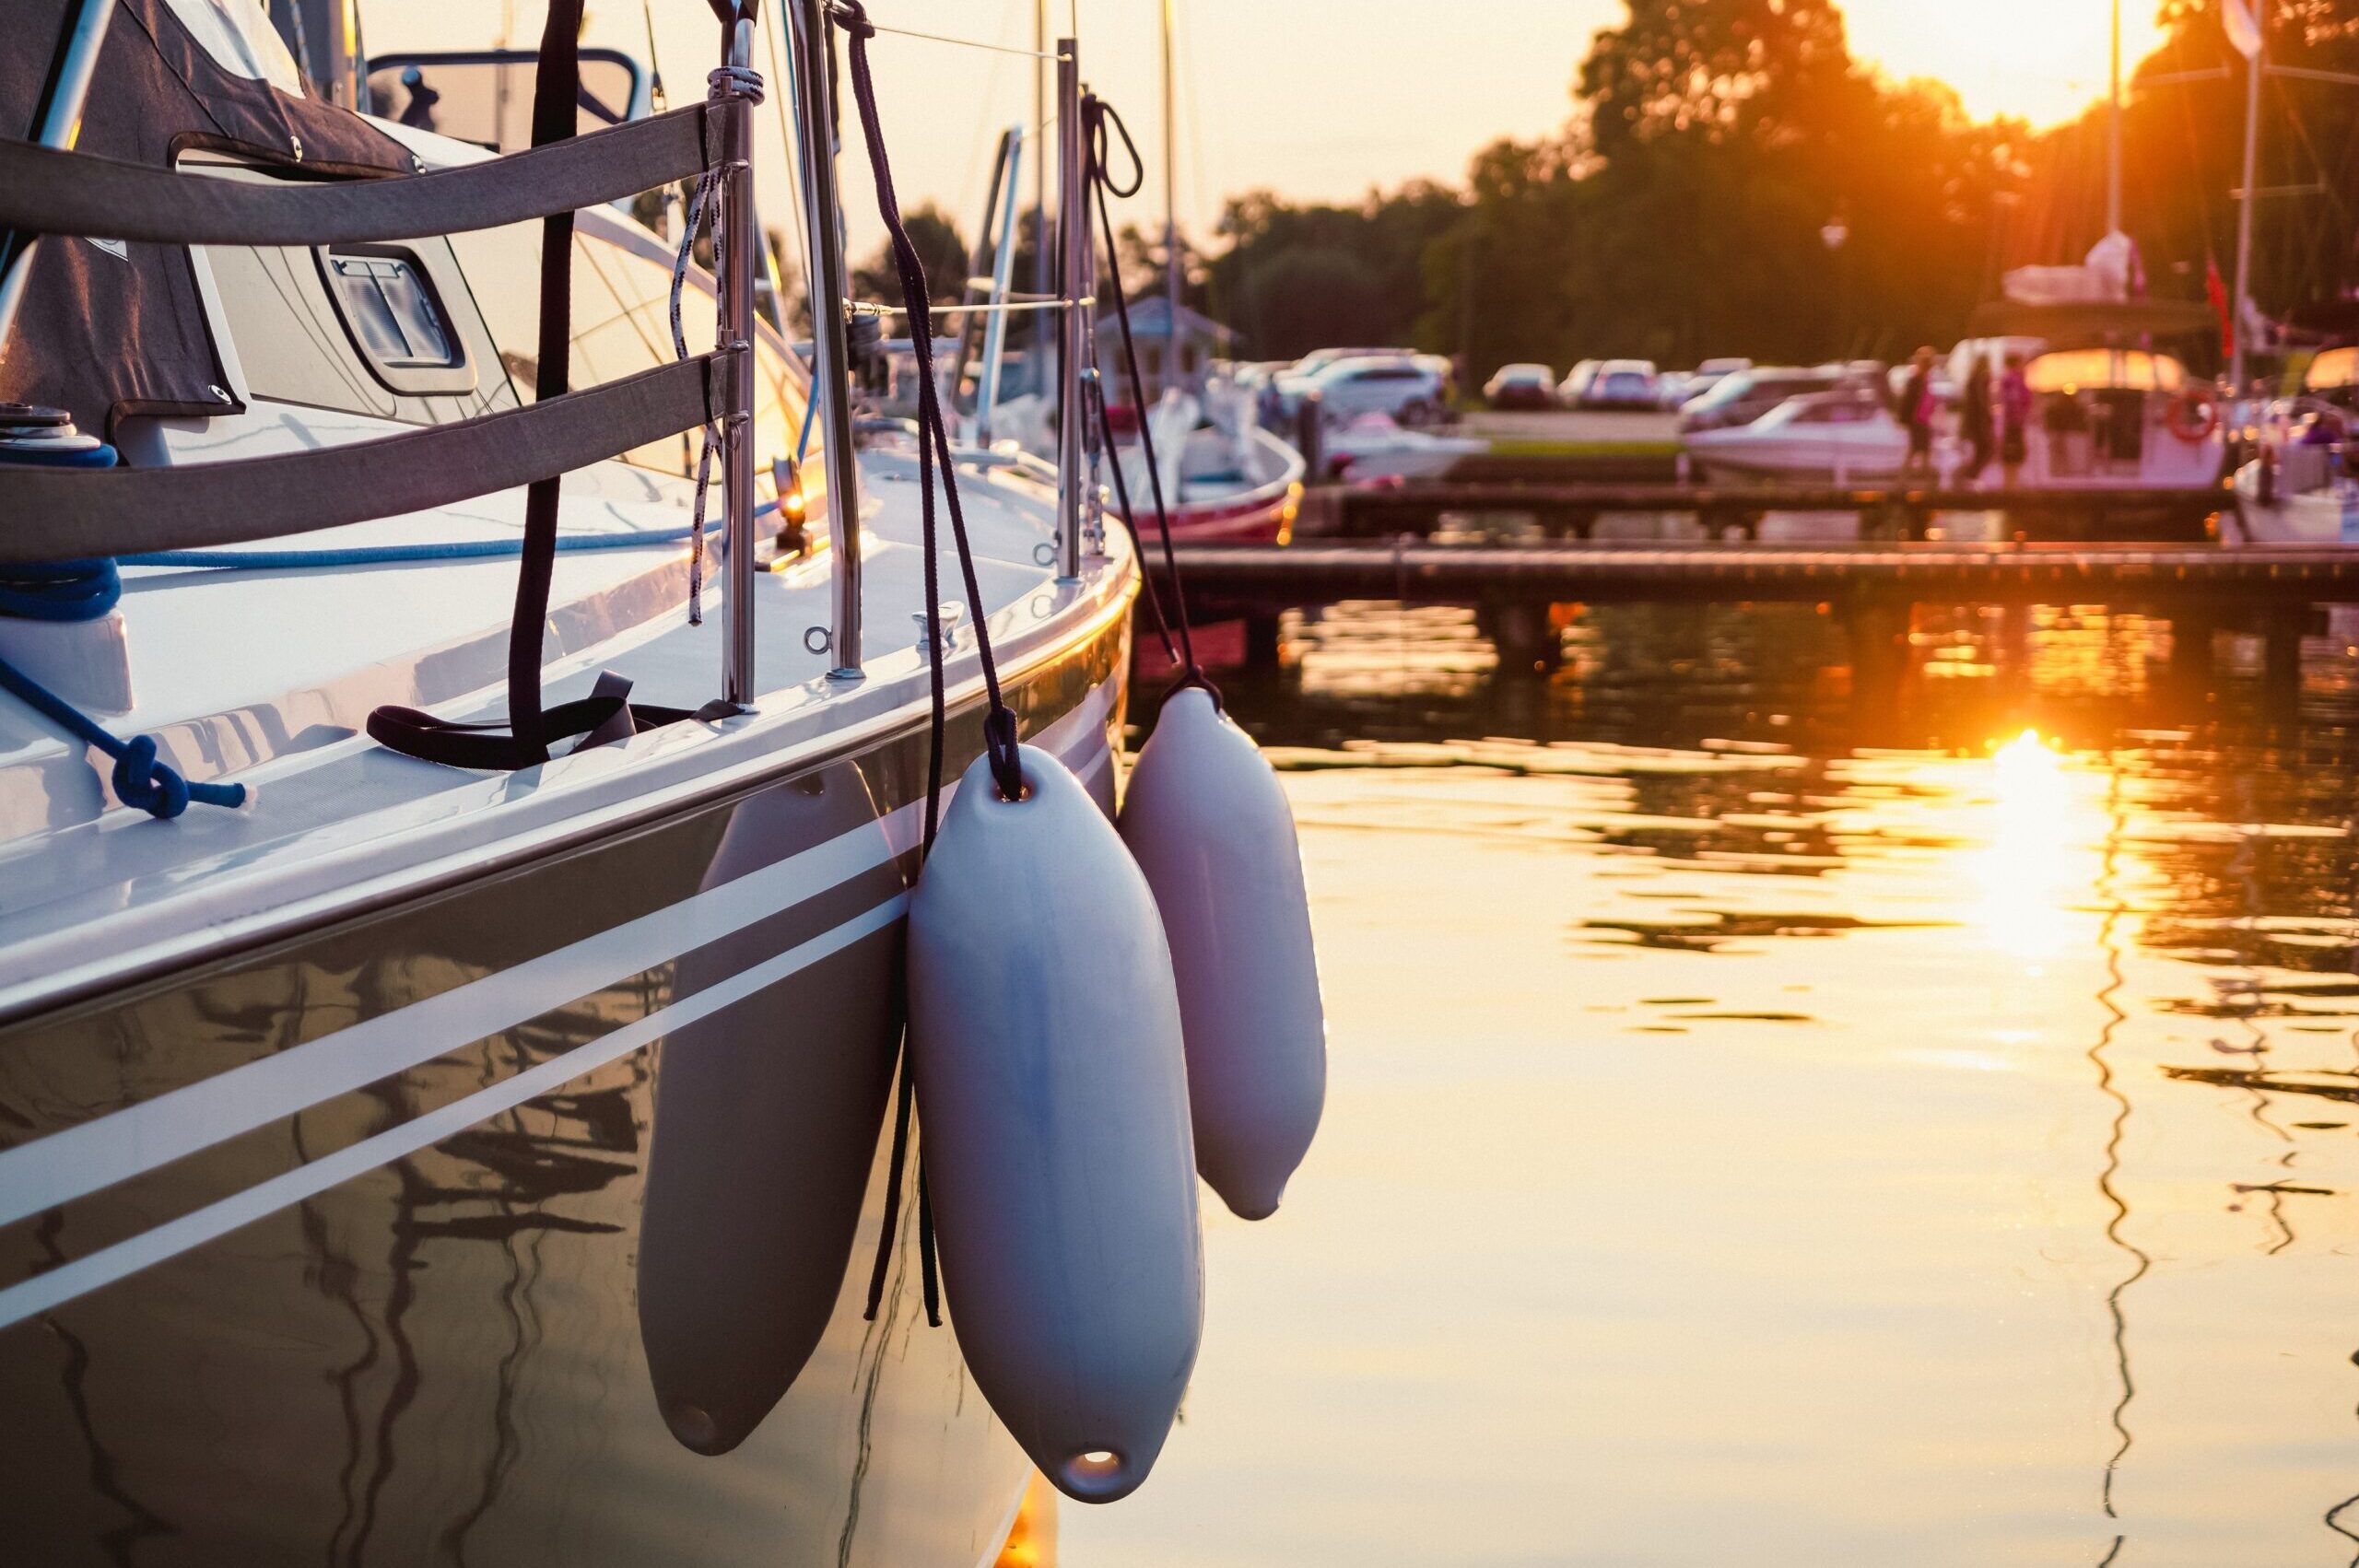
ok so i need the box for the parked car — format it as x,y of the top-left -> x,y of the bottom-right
1285,346 -> 1401,380
1557,359 -> 1603,405
1578,358 -> 1661,410
1677,366 -> 1848,433
1279,356 -> 1450,427
1654,370 -> 1694,410
1484,363 -> 1557,410
1676,357 -> 1754,406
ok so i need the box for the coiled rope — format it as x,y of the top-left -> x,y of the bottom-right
0,444 -> 244,820
831,0 -> 1027,1330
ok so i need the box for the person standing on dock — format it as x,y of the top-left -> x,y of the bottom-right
1998,352 -> 2033,487
1900,347 -> 1938,480
1961,355 -> 1994,486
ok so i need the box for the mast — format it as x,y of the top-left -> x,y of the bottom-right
1032,0 -> 1050,396
2231,8 -> 2263,396
1161,0 -> 1180,392
2106,0 -> 2123,236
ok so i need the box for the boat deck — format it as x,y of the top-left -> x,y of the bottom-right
0,444 -> 1133,1016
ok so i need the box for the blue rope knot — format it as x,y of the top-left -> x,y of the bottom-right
0,656 -> 248,821
111,735 -> 188,819
107,734 -> 246,820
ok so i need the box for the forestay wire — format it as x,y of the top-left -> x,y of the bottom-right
830,0 -> 1028,1331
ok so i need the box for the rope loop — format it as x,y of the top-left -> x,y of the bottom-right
1166,665 -> 1223,711
1081,92 -> 1145,199
982,706 -> 1023,800
824,0 -> 877,41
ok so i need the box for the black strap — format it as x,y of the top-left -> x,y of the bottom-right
0,104 -> 727,246
367,671 -> 703,769
370,0 -> 587,774
0,355 -> 726,564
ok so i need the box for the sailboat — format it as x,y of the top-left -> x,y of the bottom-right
1951,0 -> 2229,507
1103,0 -> 1307,544
0,1 -> 1140,1560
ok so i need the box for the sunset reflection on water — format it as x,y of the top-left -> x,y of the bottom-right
1074,603 -> 2359,1568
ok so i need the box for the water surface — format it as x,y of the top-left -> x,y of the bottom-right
1072,602 -> 2359,1566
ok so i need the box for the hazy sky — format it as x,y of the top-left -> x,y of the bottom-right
370,1 -> 2164,260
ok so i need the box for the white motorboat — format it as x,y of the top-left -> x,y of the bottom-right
1322,412 -> 1487,484
2229,408 -> 2359,544
1119,388 -> 1305,544
1681,388 -> 1928,484
0,3 -> 1146,1562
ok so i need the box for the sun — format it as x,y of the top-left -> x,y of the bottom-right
1839,0 -> 2171,127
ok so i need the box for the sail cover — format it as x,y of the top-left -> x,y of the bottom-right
0,0 -> 415,437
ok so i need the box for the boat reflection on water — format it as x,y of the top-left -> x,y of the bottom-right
1080,599 -> 2359,1566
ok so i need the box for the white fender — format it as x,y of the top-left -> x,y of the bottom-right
908,744 -> 1203,1504
1120,686 -> 1325,1221
638,773 -> 903,1455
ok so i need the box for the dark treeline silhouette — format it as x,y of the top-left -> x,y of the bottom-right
1180,0 -> 2359,379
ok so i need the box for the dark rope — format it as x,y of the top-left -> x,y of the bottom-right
1083,92 -> 1217,705
1087,371 -> 1180,667
834,0 -> 1027,1329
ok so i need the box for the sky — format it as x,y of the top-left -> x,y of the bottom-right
370,1 -> 2167,262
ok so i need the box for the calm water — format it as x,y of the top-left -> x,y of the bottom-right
1070,601 -> 2359,1567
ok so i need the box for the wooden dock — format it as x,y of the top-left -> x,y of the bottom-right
1298,481 -> 2231,543
1150,539 -> 2345,692
1155,541 -> 2359,608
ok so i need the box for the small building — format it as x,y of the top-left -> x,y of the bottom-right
1101,297 -> 1237,406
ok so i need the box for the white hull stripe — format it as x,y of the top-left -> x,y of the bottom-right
0,895 -> 910,1332
0,704 -> 1113,1232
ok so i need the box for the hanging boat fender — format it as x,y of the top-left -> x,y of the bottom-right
638,769 -> 905,1455
1120,685 -> 1325,1221
908,744 -> 1203,1504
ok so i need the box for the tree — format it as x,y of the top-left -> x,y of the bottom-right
850,203 -> 970,307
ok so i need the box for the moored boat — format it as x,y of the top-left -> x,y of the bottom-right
0,2 -> 1144,1561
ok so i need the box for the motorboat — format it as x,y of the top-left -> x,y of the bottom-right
1956,299 -> 2228,493
2229,404 -> 2359,544
1119,387 -> 1306,544
0,2 -> 1141,1562
1320,411 -> 1487,484
1681,387 -> 1930,484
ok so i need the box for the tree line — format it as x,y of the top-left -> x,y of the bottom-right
1180,0 -> 2359,379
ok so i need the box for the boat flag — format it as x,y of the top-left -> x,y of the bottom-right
2222,0 -> 2263,60
2206,253 -> 2235,358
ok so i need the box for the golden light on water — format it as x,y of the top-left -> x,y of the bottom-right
1844,0 -> 2169,126
1978,729 -> 2083,961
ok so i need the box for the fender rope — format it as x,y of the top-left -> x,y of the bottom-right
832,0 -> 1027,1330
1084,91 -> 1219,707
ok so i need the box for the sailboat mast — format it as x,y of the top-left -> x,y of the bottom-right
1162,0 -> 1180,386
2231,0 -> 2264,394
2106,0 -> 2123,235
1033,0 -> 1050,395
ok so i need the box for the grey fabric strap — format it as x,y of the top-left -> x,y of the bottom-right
0,353 -> 733,564
0,101 -> 734,246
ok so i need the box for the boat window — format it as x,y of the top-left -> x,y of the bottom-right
2025,349 -> 2184,393
366,53 -> 641,152
2307,347 -> 2358,392
202,232 -> 513,427
316,246 -> 480,396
